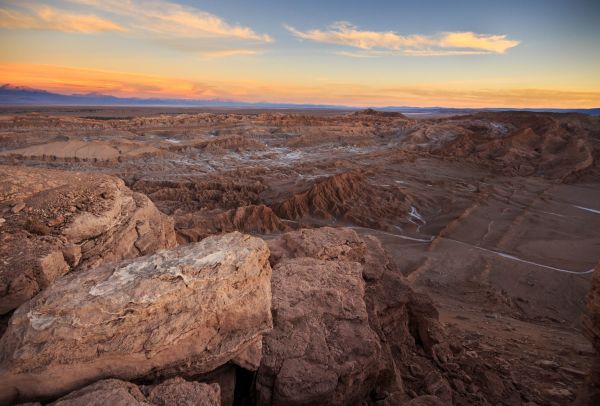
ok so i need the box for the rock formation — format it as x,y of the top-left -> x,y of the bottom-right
0,139 -> 162,162
0,165 -> 176,314
49,377 -> 220,406
273,171 -> 412,230
426,112 -> 596,179
0,232 -> 272,404
177,204 -> 290,243
257,227 -> 455,405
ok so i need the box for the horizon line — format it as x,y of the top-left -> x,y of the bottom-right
1,83 -> 599,112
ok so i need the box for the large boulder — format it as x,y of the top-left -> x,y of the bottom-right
257,256 -> 381,405
0,165 -> 176,314
0,232 -> 272,404
257,227 -> 451,405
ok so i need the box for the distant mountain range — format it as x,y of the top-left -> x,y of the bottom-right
1,84 -> 599,116
0,84 -> 343,109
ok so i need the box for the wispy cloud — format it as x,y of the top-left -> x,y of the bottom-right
69,0 -> 273,42
286,21 -> 519,56
0,0 -> 272,43
200,48 -> 263,59
0,4 -> 126,33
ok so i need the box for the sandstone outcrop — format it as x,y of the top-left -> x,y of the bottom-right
0,232 -> 272,404
0,139 -> 162,162
0,165 -> 176,314
272,171 -> 412,230
258,256 -> 381,405
49,377 -> 220,406
427,112 -> 596,179
177,204 -> 290,243
257,227 -> 453,405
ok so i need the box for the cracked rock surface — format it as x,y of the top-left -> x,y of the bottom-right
0,232 -> 272,404
0,165 -> 176,315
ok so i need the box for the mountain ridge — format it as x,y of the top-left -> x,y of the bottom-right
1,84 -> 599,115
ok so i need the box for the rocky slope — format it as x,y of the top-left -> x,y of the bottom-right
0,232 -> 271,403
0,165 -> 176,315
177,204 -> 290,243
418,112 -> 597,179
272,171 -> 413,230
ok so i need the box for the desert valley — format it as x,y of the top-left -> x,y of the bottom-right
0,107 -> 598,405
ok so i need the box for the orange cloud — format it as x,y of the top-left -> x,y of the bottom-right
0,63 -> 219,98
1,63 -> 598,108
0,5 -> 126,33
69,0 -> 273,42
440,32 -> 519,54
286,22 -> 519,55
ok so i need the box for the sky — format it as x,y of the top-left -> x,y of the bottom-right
1,0 -> 599,108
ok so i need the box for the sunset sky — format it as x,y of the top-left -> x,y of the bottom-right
1,0 -> 599,107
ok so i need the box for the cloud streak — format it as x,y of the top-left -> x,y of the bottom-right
0,4 -> 126,33
69,0 -> 273,42
0,0 -> 272,43
286,22 -> 519,56
199,48 -> 263,59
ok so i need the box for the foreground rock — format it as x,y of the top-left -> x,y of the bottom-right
0,165 -> 176,314
50,377 -> 220,406
576,262 -> 600,405
258,256 -> 381,405
258,227 -> 526,405
257,228 -> 454,405
0,232 -> 272,404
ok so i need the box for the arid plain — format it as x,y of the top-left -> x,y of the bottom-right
0,107 -> 599,405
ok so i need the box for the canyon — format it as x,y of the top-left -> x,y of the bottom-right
0,107 -> 599,405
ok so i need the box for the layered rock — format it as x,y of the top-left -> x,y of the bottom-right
0,139 -> 162,162
426,112 -> 596,179
257,227 -> 452,405
0,232 -> 272,404
0,165 -> 176,314
49,377 -> 220,406
272,171 -> 412,230
176,204 -> 290,243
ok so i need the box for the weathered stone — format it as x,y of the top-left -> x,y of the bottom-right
49,378 -> 220,406
257,256 -> 381,405
231,335 -> 263,370
145,377 -> 220,406
0,232 -> 272,404
49,380 -> 148,406
0,234 -> 69,315
0,165 -> 176,315
405,395 -> 447,405
11,201 -> 25,214
424,371 -> 453,403
258,227 -> 449,405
